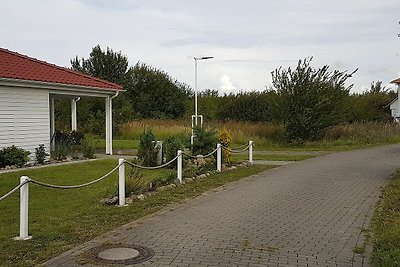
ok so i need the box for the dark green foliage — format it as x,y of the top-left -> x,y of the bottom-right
137,130 -> 159,166
152,170 -> 177,188
81,136 -> 96,159
272,57 -> 356,142
184,89 -> 282,123
126,62 -> 191,119
52,130 -> 72,160
124,166 -> 145,196
164,136 -> 184,167
51,130 -> 85,160
0,146 -> 30,167
68,45 -> 135,135
192,127 -> 217,155
218,90 -> 281,122
71,45 -> 131,85
349,81 -> 395,122
35,144 -> 48,164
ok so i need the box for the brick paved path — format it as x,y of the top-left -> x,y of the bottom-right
44,145 -> 400,266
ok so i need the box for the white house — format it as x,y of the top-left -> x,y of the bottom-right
388,78 -> 400,122
0,48 -> 123,158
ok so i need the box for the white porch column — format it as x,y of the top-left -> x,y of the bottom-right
49,97 -> 55,152
105,95 -> 113,155
71,98 -> 77,131
397,85 -> 400,116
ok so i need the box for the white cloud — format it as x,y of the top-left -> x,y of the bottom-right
219,75 -> 237,94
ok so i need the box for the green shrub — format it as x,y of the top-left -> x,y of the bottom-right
272,57 -> 355,142
124,166 -> 145,196
218,128 -> 232,164
192,126 -> 217,155
164,136 -> 184,167
137,129 -> 159,166
52,130 -> 72,160
70,130 -> 84,159
0,145 -> 30,167
82,136 -> 96,159
153,170 -> 177,187
35,144 -> 48,164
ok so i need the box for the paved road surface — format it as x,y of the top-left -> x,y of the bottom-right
44,145 -> 400,266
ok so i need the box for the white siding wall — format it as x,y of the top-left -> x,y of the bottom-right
390,100 -> 398,118
0,86 -> 49,160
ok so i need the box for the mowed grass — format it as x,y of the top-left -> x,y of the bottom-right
371,170 -> 400,266
0,159 -> 272,266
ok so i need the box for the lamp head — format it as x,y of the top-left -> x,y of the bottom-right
194,56 -> 214,60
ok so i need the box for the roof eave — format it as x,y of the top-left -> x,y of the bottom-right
390,78 -> 400,84
0,78 -> 125,97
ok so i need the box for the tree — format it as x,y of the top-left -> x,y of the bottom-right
349,81 -> 394,122
71,45 -> 132,85
125,62 -> 191,119
60,45 -> 135,134
271,57 -> 356,142
217,90 -> 280,122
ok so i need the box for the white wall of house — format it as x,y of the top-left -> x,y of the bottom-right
389,99 -> 398,118
0,86 -> 50,159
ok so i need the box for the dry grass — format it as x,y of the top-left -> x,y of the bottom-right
119,119 -> 284,145
324,122 -> 400,145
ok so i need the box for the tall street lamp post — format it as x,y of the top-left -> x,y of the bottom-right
191,56 -> 213,145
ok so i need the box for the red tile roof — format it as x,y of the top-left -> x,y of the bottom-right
391,78 -> 400,84
0,48 -> 123,90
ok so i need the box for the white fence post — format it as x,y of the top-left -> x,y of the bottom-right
156,141 -> 163,165
249,140 -> 253,164
177,150 -> 182,184
118,159 -> 126,206
217,143 -> 222,172
14,176 -> 31,240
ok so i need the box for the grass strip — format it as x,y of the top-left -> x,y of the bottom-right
371,170 -> 400,266
233,153 -> 315,162
0,160 -> 272,266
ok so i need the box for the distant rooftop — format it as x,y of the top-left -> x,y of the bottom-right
0,48 -> 123,90
391,78 -> 400,85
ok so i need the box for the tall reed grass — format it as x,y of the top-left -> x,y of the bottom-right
323,122 -> 400,145
119,119 -> 284,145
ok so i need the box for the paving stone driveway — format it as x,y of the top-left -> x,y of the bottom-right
44,145 -> 400,267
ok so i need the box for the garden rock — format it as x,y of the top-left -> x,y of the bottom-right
137,194 -> 145,201
100,196 -> 118,205
197,174 -> 207,179
156,186 -> 166,192
195,156 -> 206,166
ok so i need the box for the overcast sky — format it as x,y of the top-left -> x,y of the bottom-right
1,0 -> 399,94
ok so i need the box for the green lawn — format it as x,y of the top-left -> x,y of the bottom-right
232,153 -> 315,162
94,139 -> 139,150
371,170 -> 400,266
0,159 -> 272,266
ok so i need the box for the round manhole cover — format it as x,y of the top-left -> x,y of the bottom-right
88,243 -> 154,265
98,248 -> 140,261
